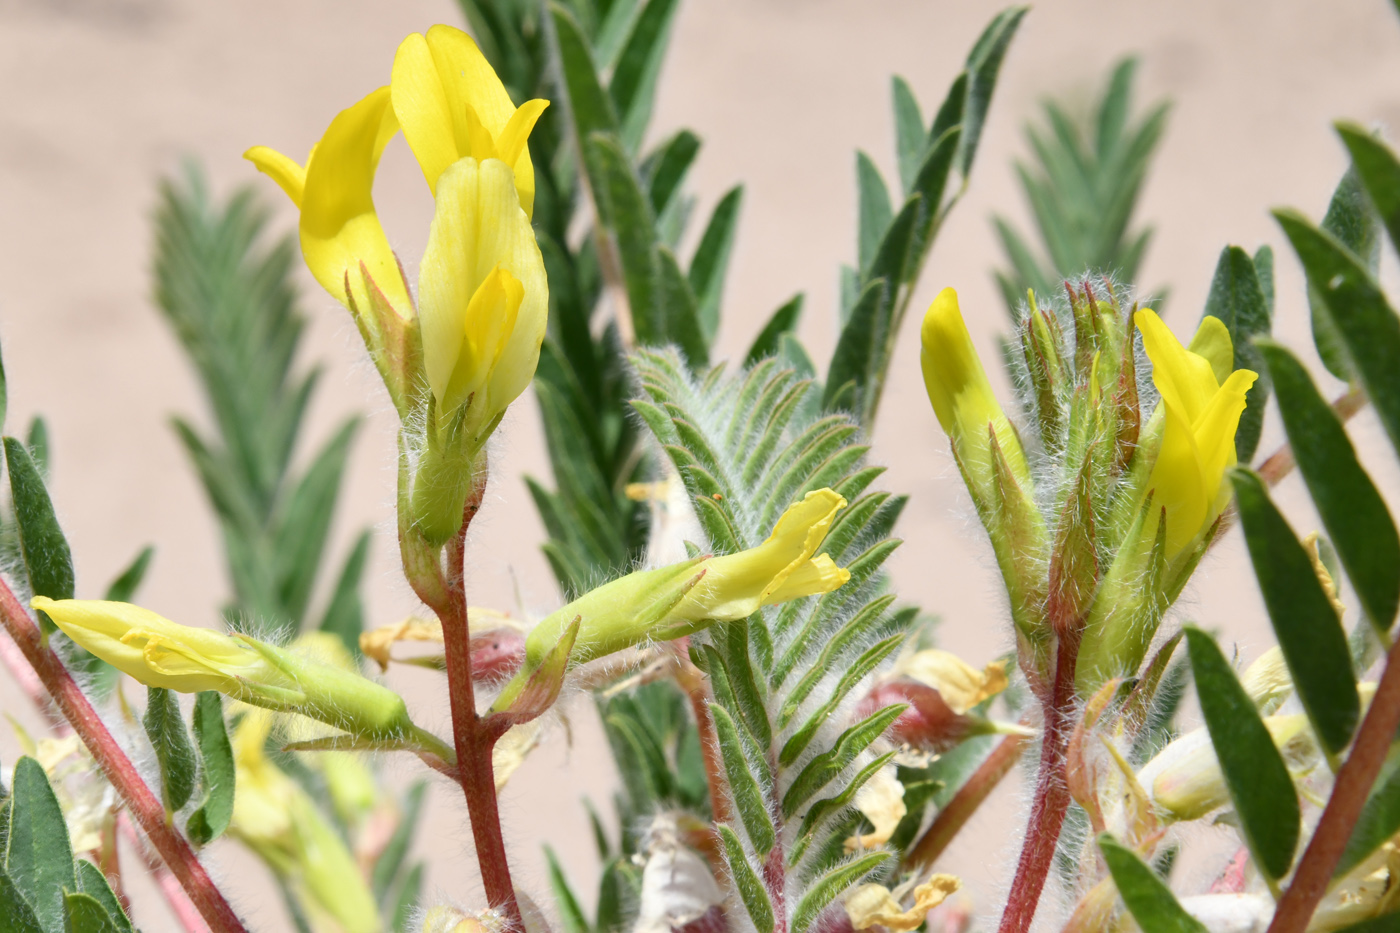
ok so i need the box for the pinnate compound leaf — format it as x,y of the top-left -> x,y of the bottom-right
5,757 -> 75,933
718,825 -> 774,933
1099,835 -> 1208,933
143,687 -> 198,814
187,691 -> 235,845
1185,627 -> 1300,880
1259,342 -> 1400,631
1201,247 -> 1271,462
5,437 -> 75,633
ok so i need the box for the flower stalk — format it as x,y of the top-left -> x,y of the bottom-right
0,574 -> 250,933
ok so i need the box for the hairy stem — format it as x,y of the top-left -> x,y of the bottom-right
908,729 -> 1029,870
1266,635 -> 1400,933
0,577 -> 248,933
998,635 -> 1081,933
434,471 -> 524,929
675,649 -> 731,826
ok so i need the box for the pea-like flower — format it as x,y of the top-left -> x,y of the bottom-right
494,489 -> 852,711
1135,309 -> 1258,556
246,26 -> 550,545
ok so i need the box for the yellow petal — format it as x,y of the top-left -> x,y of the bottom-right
894,649 -> 1008,715
765,554 -> 850,603
846,878 -> 961,932
1146,396 -> 1210,555
298,87 -> 411,318
497,99 -> 550,171
845,767 -> 906,851
244,146 -> 306,207
1135,309 -> 1219,425
1191,367 -> 1258,518
418,157 -> 546,420
441,265 -> 523,416
1188,315 -> 1235,387
391,25 -> 540,216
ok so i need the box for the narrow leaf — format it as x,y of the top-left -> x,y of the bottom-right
550,3 -> 620,141
104,546 -> 154,602
718,825 -> 774,933
187,692 -> 236,845
709,704 -> 775,855
5,437 -> 75,633
546,847 -> 591,933
744,294 -> 804,366
63,892 -> 122,933
688,185 -> 743,344
1311,167 -> 1382,378
892,76 -> 925,195
1274,208 -> 1400,457
319,529 -> 372,658
1340,750 -> 1400,876
790,852 -> 890,933
1185,627 -> 1300,880
74,860 -> 132,933
1259,342 -> 1399,630
856,152 -> 894,273
957,6 -> 1029,178
5,757 -> 76,933
1201,246 -> 1271,462
1099,835 -> 1208,933
1338,121 -> 1400,261
143,687 -> 198,813
0,871 -> 43,933
373,781 -> 428,904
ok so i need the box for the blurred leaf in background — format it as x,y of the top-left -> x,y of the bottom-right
992,57 -> 1169,319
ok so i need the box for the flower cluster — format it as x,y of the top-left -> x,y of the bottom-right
919,282 -> 1257,691
247,25 -> 549,543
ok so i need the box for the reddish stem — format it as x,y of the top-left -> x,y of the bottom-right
674,648 -> 731,826
0,577 -> 248,933
998,635 -> 1081,933
1266,635 -> 1400,933
908,729 -> 1029,870
430,473 -> 524,929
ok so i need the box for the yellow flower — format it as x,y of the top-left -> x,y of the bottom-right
230,709 -> 381,933
495,489 -> 852,711
391,25 -> 548,219
34,597 -> 415,741
920,287 -> 1031,487
1135,310 -> 1258,556
416,156 -> 548,431
246,87 -> 410,322
845,877 -> 961,931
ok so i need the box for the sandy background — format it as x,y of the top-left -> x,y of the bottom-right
4,0 -> 1400,929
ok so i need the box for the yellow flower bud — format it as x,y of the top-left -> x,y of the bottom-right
1135,309 -> 1258,557
34,598 -> 416,742
494,489 -> 851,712
920,287 -> 1031,488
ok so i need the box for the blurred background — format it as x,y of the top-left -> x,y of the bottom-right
3,0 -> 1400,929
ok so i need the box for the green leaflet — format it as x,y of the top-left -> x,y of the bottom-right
74,860 -> 132,933
857,152 -> 894,273
187,692 -> 236,845
1339,747 -> 1400,878
1099,836 -> 1207,933
957,6 -> 1028,179
710,704 -> 775,855
1311,164 -> 1383,380
609,0 -> 681,152
1201,247 -> 1272,462
5,437 -> 75,634
0,871 -> 44,933
745,294 -> 805,367
1258,342 -> 1399,631
5,758 -> 76,933
319,529 -> 371,658
63,893 -> 122,933
719,825 -> 775,933
1274,208 -> 1400,457
790,852 -> 890,933
1231,468 -> 1359,756
144,687 -> 198,814
1185,628 -> 1300,881
689,185 -> 744,345
546,846 -> 591,933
